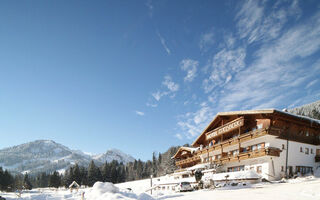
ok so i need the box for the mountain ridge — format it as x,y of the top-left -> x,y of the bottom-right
0,140 -> 135,174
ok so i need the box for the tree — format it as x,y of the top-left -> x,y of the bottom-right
152,152 -> 157,176
49,171 -> 61,188
102,162 -> 111,182
63,167 -> 74,187
87,160 -> 102,186
38,172 -> 49,188
195,169 -> 203,183
79,166 -> 88,186
23,173 -> 33,190
72,164 -> 81,185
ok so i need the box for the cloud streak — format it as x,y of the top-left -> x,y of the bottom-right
149,75 -> 179,104
135,111 -> 145,116
157,32 -> 171,55
180,59 -> 199,82
176,1 -> 320,139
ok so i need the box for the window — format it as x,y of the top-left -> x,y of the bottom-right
257,144 -> 262,150
281,166 -> 284,172
252,145 -> 257,151
305,148 -> 309,155
306,131 -> 309,137
296,166 -> 313,175
300,147 -> 303,153
227,165 -> 245,172
256,166 -> 262,174
311,149 -> 314,154
282,144 -> 285,150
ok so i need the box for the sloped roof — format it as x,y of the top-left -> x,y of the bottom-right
192,109 -> 320,146
69,181 -> 80,188
172,146 -> 198,159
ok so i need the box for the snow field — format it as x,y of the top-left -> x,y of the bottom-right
1,176 -> 320,200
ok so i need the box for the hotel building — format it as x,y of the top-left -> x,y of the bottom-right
173,109 -> 320,181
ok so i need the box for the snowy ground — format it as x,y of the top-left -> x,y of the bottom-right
1,177 -> 320,200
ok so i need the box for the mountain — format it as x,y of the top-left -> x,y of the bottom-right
0,140 -> 135,174
288,100 -> 320,120
93,148 -> 135,164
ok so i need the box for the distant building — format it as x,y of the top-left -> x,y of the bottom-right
173,109 -> 320,181
69,181 -> 80,191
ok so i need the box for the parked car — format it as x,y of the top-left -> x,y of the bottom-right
0,196 -> 6,200
176,182 -> 193,192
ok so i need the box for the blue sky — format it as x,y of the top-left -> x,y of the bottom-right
0,0 -> 319,161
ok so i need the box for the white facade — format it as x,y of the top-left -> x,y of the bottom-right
198,135 -> 320,181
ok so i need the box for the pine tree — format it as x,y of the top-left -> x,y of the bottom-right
79,166 -> 88,186
23,173 -> 33,190
63,167 -> 74,187
72,164 -> 81,185
49,171 -> 61,188
0,167 -> 4,191
102,162 -> 111,182
2,170 -> 14,191
87,160 -> 101,186
152,152 -> 157,176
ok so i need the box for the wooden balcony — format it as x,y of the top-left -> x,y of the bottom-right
176,147 -> 281,167
204,128 -> 269,153
175,155 -> 201,166
214,147 -> 281,164
175,128 -> 281,168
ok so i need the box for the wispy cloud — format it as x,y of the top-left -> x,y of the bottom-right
162,75 -> 179,92
151,91 -> 168,101
203,47 -> 246,93
180,59 -> 199,82
149,75 -> 179,103
218,9 -> 320,110
146,102 -> 158,107
175,133 -> 183,140
177,102 -> 214,138
236,0 -> 301,44
135,111 -> 145,116
306,80 -> 318,89
145,0 -> 154,17
176,2 -> 320,140
157,32 -> 171,55
199,31 -> 215,51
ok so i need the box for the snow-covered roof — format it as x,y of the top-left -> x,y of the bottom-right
172,147 -> 199,159
186,163 -> 210,171
170,170 -> 193,176
206,170 -> 261,181
69,181 -> 80,188
192,108 -> 320,146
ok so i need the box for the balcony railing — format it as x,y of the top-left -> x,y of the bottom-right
210,147 -> 281,164
176,147 -> 281,167
175,155 -> 201,166
199,128 -> 269,153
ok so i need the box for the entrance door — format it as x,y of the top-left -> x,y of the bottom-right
288,166 -> 293,177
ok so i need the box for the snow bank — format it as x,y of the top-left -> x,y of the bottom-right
85,182 -> 155,200
209,170 -> 261,181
